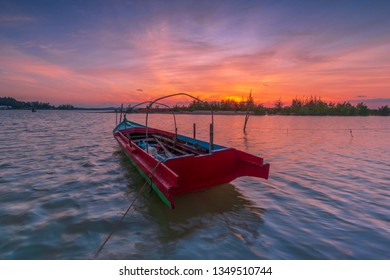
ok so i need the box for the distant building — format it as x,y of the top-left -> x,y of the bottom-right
0,105 -> 13,110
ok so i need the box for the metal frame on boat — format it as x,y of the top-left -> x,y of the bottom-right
113,93 -> 270,209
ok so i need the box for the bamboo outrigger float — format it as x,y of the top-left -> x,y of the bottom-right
113,93 -> 270,209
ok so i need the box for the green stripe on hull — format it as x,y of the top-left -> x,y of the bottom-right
123,152 -> 173,209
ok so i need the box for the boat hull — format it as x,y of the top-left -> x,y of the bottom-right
114,120 -> 269,209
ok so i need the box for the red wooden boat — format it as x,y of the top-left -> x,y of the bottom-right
113,94 -> 270,209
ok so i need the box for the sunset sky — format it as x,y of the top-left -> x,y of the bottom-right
1,0 -> 389,107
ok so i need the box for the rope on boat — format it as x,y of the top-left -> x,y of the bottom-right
93,161 -> 162,259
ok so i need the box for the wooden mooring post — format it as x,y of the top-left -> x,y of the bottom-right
243,112 -> 250,132
209,123 -> 214,152
193,123 -> 196,139
243,89 -> 252,132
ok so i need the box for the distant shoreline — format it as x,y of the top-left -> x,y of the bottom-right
2,108 -> 390,116
1,96 -> 389,116
99,110 -> 390,116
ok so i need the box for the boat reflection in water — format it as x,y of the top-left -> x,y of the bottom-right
112,149 -> 266,259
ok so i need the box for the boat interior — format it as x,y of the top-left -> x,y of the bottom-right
125,131 -> 209,161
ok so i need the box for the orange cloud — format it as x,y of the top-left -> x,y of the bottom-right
1,16 -> 389,107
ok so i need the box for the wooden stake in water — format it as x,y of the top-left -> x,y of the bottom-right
193,123 -> 196,139
244,112 -> 250,132
119,104 -> 123,123
243,89 -> 252,132
209,123 -> 214,152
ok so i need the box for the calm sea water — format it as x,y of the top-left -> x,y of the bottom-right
0,110 -> 389,259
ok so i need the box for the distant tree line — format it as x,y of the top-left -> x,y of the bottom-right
270,96 -> 385,116
272,96 -> 389,116
0,97 -> 75,110
172,95 -> 268,114
2,96 -> 389,115
171,96 -> 389,116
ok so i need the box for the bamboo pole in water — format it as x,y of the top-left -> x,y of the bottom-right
193,123 -> 196,139
244,112 -> 250,132
243,89 -> 252,132
209,123 -> 214,152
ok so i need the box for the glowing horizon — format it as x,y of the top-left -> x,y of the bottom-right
1,0 -> 389,108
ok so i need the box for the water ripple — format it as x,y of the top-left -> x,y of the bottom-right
0,111 -> 389,259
